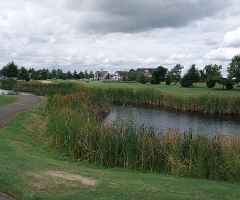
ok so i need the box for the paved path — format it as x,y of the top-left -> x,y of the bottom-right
0,95 -> 42,200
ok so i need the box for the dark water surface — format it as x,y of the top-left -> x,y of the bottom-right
104,104 -> 240,135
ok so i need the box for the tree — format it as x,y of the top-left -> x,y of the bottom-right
30,69 -> 39,80
137,74 -> 148,84
1,61 -> 19,78
204,64 -> 222,79
227,54 -> 240,82
206,79 -> 216,88
39,68 -> 49,80
203,64 -> 223,88
128,69 -> 138,81
17,67 -> 30,81
180,64 -> 200,87
84,69 -> 89,79
73,70 -> 78,79
51,69 -> 57,79
216,77 -> 234,90
89,70 -> 94,79
170,64 -> 184,84
152,66 -> 167,84
79,71 -> 84,79
187,64 -> 199,83
57,69 -> 65,79
165,74 -> 172,85
180,73 -> 193,87
66,70 -> 73,79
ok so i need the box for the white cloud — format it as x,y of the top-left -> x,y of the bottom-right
223,27 -> 240,47
204,47 -> 239,61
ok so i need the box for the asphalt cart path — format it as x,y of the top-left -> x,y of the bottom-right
0,94 -> 43,200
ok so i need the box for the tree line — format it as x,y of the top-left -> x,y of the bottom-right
1,54 -> 239,89
0,63 -> 94,81
127,54 -> 240,89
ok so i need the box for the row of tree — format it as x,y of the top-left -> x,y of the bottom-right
0,62 -> 94,81
1,54 -> 239,89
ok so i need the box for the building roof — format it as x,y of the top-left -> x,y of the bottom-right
95,71 -> 108,77
136,68 -> 157,75
115,71 -> 128,76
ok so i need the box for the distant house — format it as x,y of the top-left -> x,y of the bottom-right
0,70 -> 6,79
113,71 -> 128,81
94,69 -> 109,80
136,68 -> 156,77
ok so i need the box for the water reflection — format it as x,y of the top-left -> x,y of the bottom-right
104,104 -> 240,135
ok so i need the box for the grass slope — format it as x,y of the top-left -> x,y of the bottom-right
0,95 -> 21,106
0,99 -> 240,199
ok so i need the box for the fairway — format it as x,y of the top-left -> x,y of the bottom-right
80,80 -> 240,95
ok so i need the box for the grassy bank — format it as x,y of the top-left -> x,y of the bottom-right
0,95 -> 21,106
0,99 -> 240,200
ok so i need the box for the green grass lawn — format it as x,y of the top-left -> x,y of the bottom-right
0,99 -> 240,200
79,80 -> 240,95
0,95 -> 21,106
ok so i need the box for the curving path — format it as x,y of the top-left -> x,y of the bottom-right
0,94 -> 42,200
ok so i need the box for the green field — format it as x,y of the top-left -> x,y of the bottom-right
80,80 -> 240,95
0,97 -> 240,200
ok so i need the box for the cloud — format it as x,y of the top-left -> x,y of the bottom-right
204,37 -> 220,46
64,0 -> 231,33
0,0 -> 240,78
204,47 -> 239,61
223,27 -> 240,47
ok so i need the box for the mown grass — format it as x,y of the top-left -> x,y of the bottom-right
80,80 -> 240,95
1,99 -> 240,200
0,95 -> 21,106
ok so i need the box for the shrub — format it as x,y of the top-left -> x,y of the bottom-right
180,74 -> 193,87
206,79 -> 216,88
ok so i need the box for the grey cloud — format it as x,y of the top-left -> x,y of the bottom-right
204,37 -> 220,46
64,0 -> 231,33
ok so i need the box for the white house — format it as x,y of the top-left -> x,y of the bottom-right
113,71 -> 128,81
93,69 -> 109,80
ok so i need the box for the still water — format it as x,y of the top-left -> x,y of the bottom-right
0,89 -> 13,94
104,104 -> 240,135
0,89 -> 30,95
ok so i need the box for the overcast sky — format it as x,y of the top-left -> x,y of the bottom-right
1,0 -> 240,75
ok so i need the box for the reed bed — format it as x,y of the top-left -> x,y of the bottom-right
103,87 -> 240,115
13,81 -> 86,96
0,79 -> 17,90
45,89 -> 240,182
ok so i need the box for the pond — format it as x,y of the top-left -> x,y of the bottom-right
0,89 -> 30,95
104,104 -> 240,136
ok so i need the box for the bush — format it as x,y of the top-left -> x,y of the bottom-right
206,79 -> 216,88
181,74 -> 193,87
225,79 -> 234,90
165,75 -> 172,85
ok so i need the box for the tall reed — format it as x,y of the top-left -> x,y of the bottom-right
103,87 -> 240,115
45,89 -> 240,181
